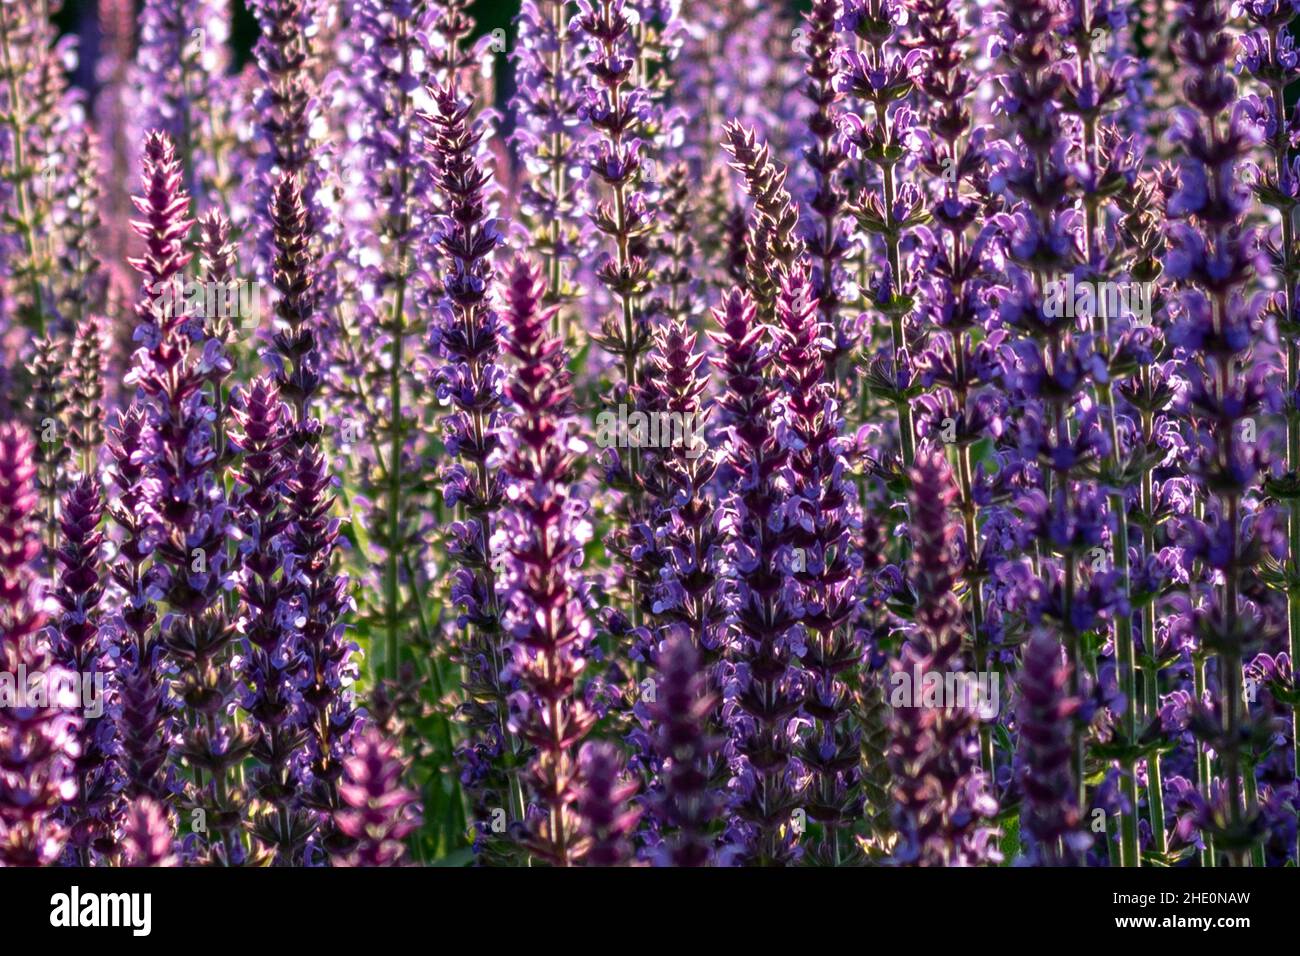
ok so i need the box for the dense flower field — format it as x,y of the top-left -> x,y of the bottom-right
1,0 -> 1299,868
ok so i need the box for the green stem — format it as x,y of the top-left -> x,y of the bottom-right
1112,482 -> 1140,868
383,23 -> 416,684
1142,662 -> 1167,859
1193,656 -> 1215,866
879,150 -> 914,469
1077,21 -> 1139,861
1139,401 -> 1168,858
0,13 -> 47,333
1265,58 -> 1300,866
1064,548 -> 1086,830
401,552 -> 466,830
545,0 -> 570,343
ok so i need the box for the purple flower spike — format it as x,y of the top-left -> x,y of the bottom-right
799,0 -> 853,369
889,445 -> 1000,866
1018,630 -> 1087,865
106,404 -> 171,803
511,0 -> 591,320
422,79 -> 521,859
231,376 -> 313,863
120,797 -> 178,867
721,122 -> 804,316
500,257 -> 595,867
252,0 -> 325,207
128,131 -> 249,864
50,475 -> 115,863
575,740 -> 641,866
774,268 -> 862,861
0,423 -> 78,866
647,634 -> 723,866
68,316 -> 108,477
133,0 -> 235,208
576,0 -> 657,390
127,132 -> 194,347
289,436 -> 356,855
711,287 -> 803,865
267,172 -> 325,432
333,727 -> 422,867
1168,0 -> 1268,863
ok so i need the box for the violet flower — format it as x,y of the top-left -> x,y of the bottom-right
619,315 -> 727,854
0,423 -> 78,866
653,163 -> 699,327
332,727 -> 422,867
1167,0 -> 1269,864
711,287 -> 803,865
798,0 -> 854,374
251,0 -> 339,347
343,0 -> 440,684
906,0 -> 1007,789
28,335 -> 70,548
1018,630 -> 1087,864
500,257 -> 595,866
128,131 -> 250,864
68,316 -> 107,479
106,404 -> 172,803
266,171 -> 325,432
603,308 -> 704,685
126,132 -> 194,343
231,376 -> 311,864
839,0 -> 927,468
54,126 -> 109,335
50,475 -> 115,863
1241,0 -> 1300,864
1125,167 -> 1182,861
573,1 -> 662,659
853,651 -> 897,859
426,0 -> 481,82
252,0 -> 322,193
132,0 -> 236,209
646,634 -> 723,866
511,0 -> 592,335
888,444 -> 1000,865
421,80 -> 520,856
247,21 -> 356,856
288,434 -> 357,858
575,0 -> 656,397
645,316 -> 727,684
119,797 -> 178,867
994,0 -> 1118,850
673,0 -> 788,171
196,210 -> 239,466
1057,0 -> 1146,868
772,268 -> 863,862
575,740 -> 641,865
721,121 -> 805,318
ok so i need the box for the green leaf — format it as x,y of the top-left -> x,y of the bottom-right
998,815 -> 1021,864
430,847 -> 476,868
970,437 -> 996,466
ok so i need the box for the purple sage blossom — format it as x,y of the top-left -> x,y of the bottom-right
0,423 -> 78,866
